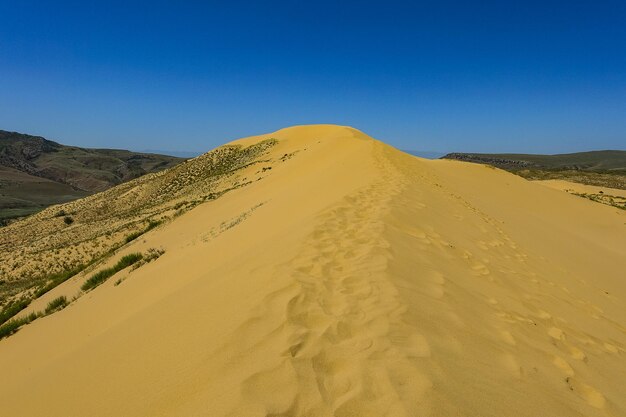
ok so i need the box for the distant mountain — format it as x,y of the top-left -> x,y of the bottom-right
442,150 -> 626,189
403,150 -> 447,159
139,149 -> 203,158
0,130 -> 184,221
442,150 -> 626,171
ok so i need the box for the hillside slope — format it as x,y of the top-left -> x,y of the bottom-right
442,150 -> 626,190
0,130 -> 183,220
0,125 -> 624,417
442,150 -> 626,171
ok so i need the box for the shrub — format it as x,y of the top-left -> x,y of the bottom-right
81,253 -> 143,291
0,317 -> 29,339
63,216 -> 74,225
0,310 -> 41,339
117,253 -> 143,268
125,231 -> 143,243
0,299 -> 31,326
34,264 -> 86,298
146,219 -> 161,231
44,296 -> 68,314
81,268 -> 116,291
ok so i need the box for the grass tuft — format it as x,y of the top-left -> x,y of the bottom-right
124,231 -> 143,243
0,299 -> 31,326
0,317 -> 29,339
44,296 -> 68,314
34,264 -> 86,298
81,253 -> 143,291
146,219 -> 161,231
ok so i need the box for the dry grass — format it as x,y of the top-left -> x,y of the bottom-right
0,139 -> 277,307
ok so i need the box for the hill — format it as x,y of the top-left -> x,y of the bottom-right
442,150 -> 626,190
0,130 -> 183,222
0,125 -> 624,417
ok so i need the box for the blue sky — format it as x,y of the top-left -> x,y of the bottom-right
1,1 -> 625,154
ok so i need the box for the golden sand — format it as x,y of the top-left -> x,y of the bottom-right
0,125 -> 624,416
535,179 -> 626,198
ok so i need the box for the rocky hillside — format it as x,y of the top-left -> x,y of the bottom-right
0,130 -> 184,221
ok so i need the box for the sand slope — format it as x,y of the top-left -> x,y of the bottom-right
0,125 -> 625,417
534,179 -> 626,198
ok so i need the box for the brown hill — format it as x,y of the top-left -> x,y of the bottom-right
0,129 -> 183,221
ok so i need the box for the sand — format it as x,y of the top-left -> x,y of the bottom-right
534,179 -> 626,198
0,125 -> 624,417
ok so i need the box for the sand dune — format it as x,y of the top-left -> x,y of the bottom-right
0,125 -> 624,416
535,179 -> 626,198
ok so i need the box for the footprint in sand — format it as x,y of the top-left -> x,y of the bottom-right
535,310 -> 552,320
470,262 -> 490,276
553,355 -> 574,376
567,345 -> 587,361
500,330 -> 516,346
548,327 -> 565,341
565,377 -> 606,409
500,354 -> 522,378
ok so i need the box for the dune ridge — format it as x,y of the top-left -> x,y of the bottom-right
0,125 -> 624,416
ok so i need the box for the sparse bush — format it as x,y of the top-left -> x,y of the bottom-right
63,216 -> 74,225
44,296 -> 68,314
0,317 -> 29,339
117,253 -> 143,269
125,231 -> 143,243
0,299 -> 31,326
34,264 -> 86,298
0,308 -> 42,339
146,219 -> 161,231
81,253 -> 143,291
130,248 -> 165,271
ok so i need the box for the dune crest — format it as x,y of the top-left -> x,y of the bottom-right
0,125 -> 624,417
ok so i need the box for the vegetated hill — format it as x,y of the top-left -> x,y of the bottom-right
0,130 -> 184,221
0,125 -> 624,417
0,136 -> 276,301
442,150 -> 626,189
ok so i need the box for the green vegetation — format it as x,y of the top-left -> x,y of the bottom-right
129,248 -> 165,271
1,137 -> 277,307
81,253 -> 143,291
124,231 -> 144,243
0,207 -> 46,224
443,150 -> 626,190
34,264 -> 87,298
0,250 -> 147,340
571,192 -> 626,210
0,315 -> 33,339
0,129 -> 183,220
0,264 -> 86,332
0,296 -> 69,340
146,219 -> 162,231
0,299 -> 31,326
124,219 -> 163,243
44,296 -> 68,314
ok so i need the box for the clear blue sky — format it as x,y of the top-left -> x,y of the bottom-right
1,1 -> 625,154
